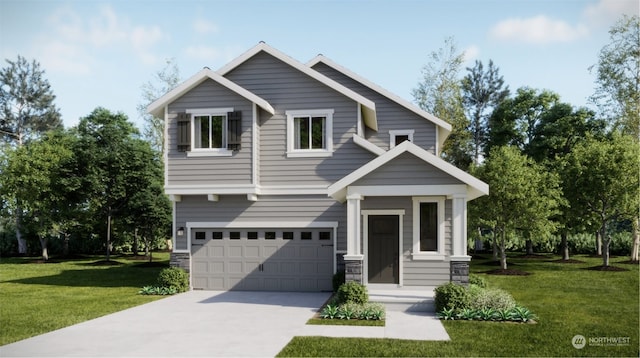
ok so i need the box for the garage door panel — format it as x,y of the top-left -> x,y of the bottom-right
191,228 -> 334,291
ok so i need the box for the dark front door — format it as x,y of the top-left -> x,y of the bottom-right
368,215 -> 399,284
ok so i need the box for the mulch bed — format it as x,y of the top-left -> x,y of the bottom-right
481,260 -> 517,267
484,268 -> 531,276
135,262 -> 169,268
549,259 -> 585,264
583,265 -> 629,272
518,254 -> 551,259
617,260 -> 639,265
90,260 -> 124,266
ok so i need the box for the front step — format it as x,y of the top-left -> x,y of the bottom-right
368,288 -> 436,312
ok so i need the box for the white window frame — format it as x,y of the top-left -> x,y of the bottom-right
412,196 -> 445,260
389,129 -> 414,149
187,107 -> 234,157
286,109 -> 334,158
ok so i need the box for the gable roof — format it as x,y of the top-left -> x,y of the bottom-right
328,140 -> 488,202
307,55 -> 452,149
147,67 -> 275,118
217,42 -> 378,131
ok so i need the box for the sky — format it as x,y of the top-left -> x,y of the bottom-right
1,0 -> 638,130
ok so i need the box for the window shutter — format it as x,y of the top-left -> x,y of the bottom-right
177,112 -> 191,152
227,111 -> 242,151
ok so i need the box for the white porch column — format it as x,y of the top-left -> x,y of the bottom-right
344,194 -> 364,261
451,194 -> 470,260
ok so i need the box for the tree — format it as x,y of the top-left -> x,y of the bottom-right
471,146 -> 561,270
590,14 -> 639,138
76,108 -> 150,261
461,60 -> 509,164
412,36 -> 472,169
136,58 -> 181,155
0,56 -> 62,254
590,14 -> 640,261
563,134 -> 639,267
0,130 -> 80,260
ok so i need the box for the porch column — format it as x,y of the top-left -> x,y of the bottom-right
450,194 -> 470,285
344,194 -> 363,283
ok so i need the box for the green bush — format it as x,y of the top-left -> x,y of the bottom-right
336,281 -> 368,304
469,274 -> 487,288
333,270 -> 345,292
434,282 -> 469,312
468,288 -> 516,310
157,267 -> 189,293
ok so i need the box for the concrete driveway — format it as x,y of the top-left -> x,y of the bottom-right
2,290 -> 449,357
1,291 -> 331,357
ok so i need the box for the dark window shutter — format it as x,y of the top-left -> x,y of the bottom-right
227,111 -> 242,151
177,112 -> 191,152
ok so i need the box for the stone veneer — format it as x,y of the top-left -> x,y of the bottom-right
344,260 -> 363,284
450,261 -> 469,285
170,252 -> 191,272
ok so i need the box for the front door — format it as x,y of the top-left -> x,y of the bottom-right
368,215 -> 399,284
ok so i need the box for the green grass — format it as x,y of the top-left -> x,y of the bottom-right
307,318 -> 385,326
279,254 -> 639,357
0,253 -> 170,346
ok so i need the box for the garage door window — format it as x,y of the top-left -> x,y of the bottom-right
195,232 -> 206,240
283,232 -> 294,240
248,232 -> 258,240
319,231 -> 331,240
265,232 -> 276,240
301,232 -> 312,240
212,232 -> 223,240
230,232 -> 240,240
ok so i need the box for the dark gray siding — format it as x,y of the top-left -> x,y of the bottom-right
352,152 -> 464,187
166,79 -> 254,185
225,51 -> 376,185
312,62 -> 437,153
175,195 -> 347,251
361,196 -> 452,286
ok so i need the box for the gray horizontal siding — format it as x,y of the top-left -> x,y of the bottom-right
352,152 -> 464,186
312,62 -> 437,153
226,51 -> 375,185
361,196 -> 452,286
175,195 -> 347,251
166,79 -> 254,185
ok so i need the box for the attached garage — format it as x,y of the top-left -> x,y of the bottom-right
190,225 -> 335,291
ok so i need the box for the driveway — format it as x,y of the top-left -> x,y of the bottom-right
1,290 -> 449,357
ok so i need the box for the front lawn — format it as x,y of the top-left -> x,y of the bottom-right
0,254 -> 169,346
279,254 -> 639,357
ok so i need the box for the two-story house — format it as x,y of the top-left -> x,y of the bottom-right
147,42 -> 488,292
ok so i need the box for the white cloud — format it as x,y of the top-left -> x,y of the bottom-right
490,15 -> 589,44
583,0 -> 639,28
463,45 -> 480,64
35,4 -> 167,74
193,19 -> 219,34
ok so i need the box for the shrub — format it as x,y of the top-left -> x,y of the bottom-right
336,281 -> 368,305
434,282 -> 469,312
469,274 -> 487,288
157,267 -> 189,293
332,270 -> 345,292
139,286 -> 178,295
469,288 -> 516,310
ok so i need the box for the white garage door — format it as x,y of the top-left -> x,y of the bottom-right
191,228 -> 334,291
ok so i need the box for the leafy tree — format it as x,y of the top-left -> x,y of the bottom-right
0,130 -> 80,260
563,134 -> 639,267
461,60 -> 509,164
590,14 -> 639,138
471,146 -> 561,270
76,108 -> 152,261
486,87 -> 560,158
412,36 -> 472,169
0,55 -> 62,254
136,58 -> 181,155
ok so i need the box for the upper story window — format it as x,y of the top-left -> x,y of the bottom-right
286,109 -> 334,158
412,196 -> 445,260
389,129 -> 414,149
177,108 -> 242,157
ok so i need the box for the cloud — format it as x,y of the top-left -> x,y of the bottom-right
193,19 -> 219,34
35,4 -> 166,74
583,0 -> 639,27
489,15 -> 589,44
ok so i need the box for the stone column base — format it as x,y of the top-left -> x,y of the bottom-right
344,260 -> 363,284
450,261 -> 469,285
170,252 -> 191,273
